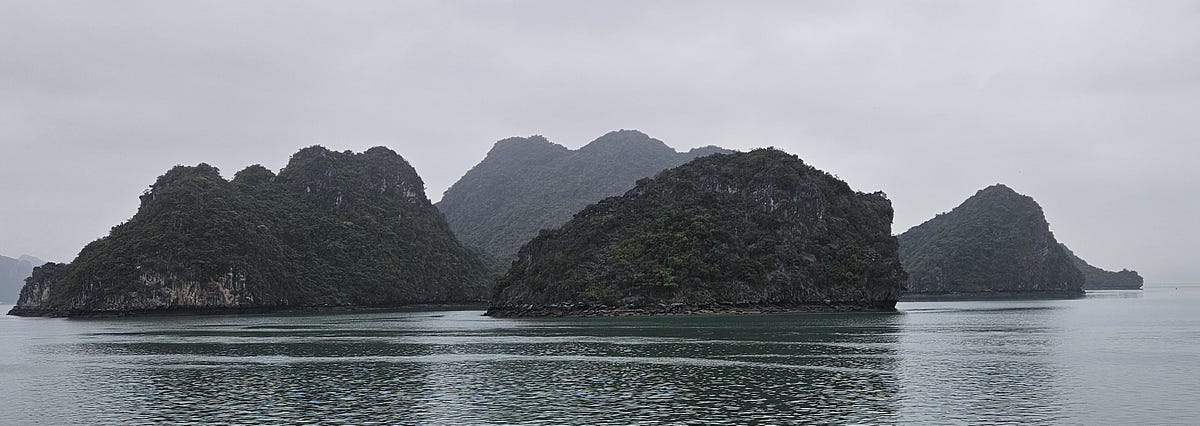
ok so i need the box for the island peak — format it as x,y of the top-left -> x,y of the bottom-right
898,184 -> 1084,299
487,147 -> 904,317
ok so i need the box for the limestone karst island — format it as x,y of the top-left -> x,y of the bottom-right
9,131 -> 1144,317
10,146 -> 492,317
897,184 -> 1142,299
5,3 -> 1194,424
487,148 -> 905,316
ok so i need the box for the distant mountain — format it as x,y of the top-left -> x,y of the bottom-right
436,130 -> 730,268
10,146 -> 492,317
0,255 -> 43,304
487,148 -> 905,317
1060,244 -> 1144,290
898,184 -> 1084,299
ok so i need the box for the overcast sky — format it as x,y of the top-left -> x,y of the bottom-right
1,1 -> 1196,282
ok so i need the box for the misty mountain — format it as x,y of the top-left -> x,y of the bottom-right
436,130 -> 729,269
1,255 -> 43,304
10,146 -> 492,317
898,184 -> 1085,299
488,148 -> 905,317
1059,244 -> 1144,290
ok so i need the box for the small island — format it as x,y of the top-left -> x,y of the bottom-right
486,148 -> 906,317
898,184 -> 1085,300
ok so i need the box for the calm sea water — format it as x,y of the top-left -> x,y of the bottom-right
2,284 -> 1198,425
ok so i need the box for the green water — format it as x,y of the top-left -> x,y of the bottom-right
2,285 -> 1197,425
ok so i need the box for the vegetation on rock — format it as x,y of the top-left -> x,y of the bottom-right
10,146 -> 492,317
487,148 -> 905,317
436,130 -> 729,270
898,184 -> 1084,297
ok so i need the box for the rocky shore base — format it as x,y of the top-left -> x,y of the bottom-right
485,301 -> 898,318
6,303 -> 489,318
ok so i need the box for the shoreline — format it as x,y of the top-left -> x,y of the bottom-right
899,290 -> 1085,302
1083,286 -> 1144,291
485,301 -> 898,318
5,303 -> 490,319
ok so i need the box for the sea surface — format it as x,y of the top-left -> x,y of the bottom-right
2,284 -> 1198,425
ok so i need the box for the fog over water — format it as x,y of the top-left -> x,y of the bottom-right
1,1 -> 1197,281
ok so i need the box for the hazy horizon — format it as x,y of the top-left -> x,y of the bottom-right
2,1 -> 1197,282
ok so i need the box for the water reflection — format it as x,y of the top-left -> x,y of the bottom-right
896,302 -> 1069,424
6,292 -> 1198,425
1083,289 -> 1145,300
45,311 -> 907,424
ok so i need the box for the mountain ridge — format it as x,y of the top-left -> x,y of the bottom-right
0,254 -> 43,304
436,130 -> 733,268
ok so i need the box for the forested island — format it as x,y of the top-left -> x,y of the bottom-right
898,184 -> 1085,299
436,130 -> 728,270
9,137 -> 1148,318
487,148 -> 906,317
9,146 -> 492,317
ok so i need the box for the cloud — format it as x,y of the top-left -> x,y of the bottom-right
1,0 -> 1197,281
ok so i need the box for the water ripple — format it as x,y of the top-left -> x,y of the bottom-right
3,290 -> 1200,425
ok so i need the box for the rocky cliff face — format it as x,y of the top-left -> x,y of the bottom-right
1060,244 -> 1144,290
10,146 -> 492,317
898,184 -> 1084,298
436,130 -> 729,269
487,148 -> 905,317
0,255 -> 42,304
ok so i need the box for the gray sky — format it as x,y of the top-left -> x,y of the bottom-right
1,1 -> 1197,282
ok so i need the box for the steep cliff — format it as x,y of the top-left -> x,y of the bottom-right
436,130 -> 729,269
0,255 -> 42,304
1060,244 -> 1144,290
487,148 -> 906,317
898,184 -> 1085,299
10,146 -> 492,317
